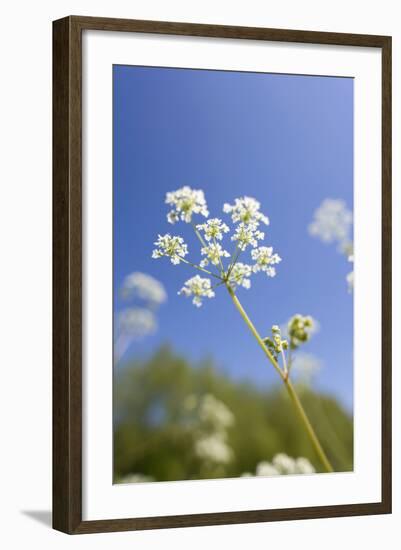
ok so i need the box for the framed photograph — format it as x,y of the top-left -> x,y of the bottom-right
53,16 -> 392,534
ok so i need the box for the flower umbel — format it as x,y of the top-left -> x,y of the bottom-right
251,246 -> 281,276
196,218 -> 229,241
200,243 -> 230,268
231,222 -> 265,251
178,275 -> 215,307
152,188 -> 281,304
228,262 -> 253,290
223,196 -> 269,226
166,186 -> 209,224
152,234 -> 188,265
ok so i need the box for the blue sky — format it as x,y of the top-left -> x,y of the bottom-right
113,65 -> 354,411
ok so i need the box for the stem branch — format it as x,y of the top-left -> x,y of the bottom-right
226,284 -> 333,473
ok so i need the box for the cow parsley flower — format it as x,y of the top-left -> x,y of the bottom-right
166,186 -> 209,224
231,222 -> 265,251
152,234 -> 188,265
178,275 -> 215,307
223,196 -> 269,226
228,262 -> 253,290
251,246 -> 281,276
196,218 -> 229,241
200,243 -> 230,268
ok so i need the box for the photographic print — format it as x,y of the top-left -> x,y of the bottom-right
113,65 -> 354,484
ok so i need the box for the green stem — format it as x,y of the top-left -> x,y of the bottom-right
191,222 -> 207,248
178,257 -> 222,280
284,379 -> 333,472
226,285 -> 333,473
227,243 -> 242,278
213,236 -> 226,277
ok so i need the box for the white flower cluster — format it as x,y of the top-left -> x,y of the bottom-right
116,307 -> 157,339
309,198 -> 354,292
152,187 -> 281,307
152,234 -> 188,265
198,393 -> 235,430
200,242 -> 230,268
115,272 -> 167,362
229,262 -> 253,290
251,246 -> 281,277
178,275 -> 215,307
196,218 -> 229,241
232,223 -> 265,251
166,186 -> 209,224
120,272 -> 167,306
308,198 -> 352,246
223,196 -> 269,226
195,433 -> 233,464
185,393 -> 235,465
242,453 -> 315,477
118,473 -> 154,484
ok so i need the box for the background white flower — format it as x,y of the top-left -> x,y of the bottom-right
308,198 -> 352,247
118,473 -> 154,484
247,453 -> 316,477
120,271 -> 167,306
178,275 -> 215,307
165,186 -> 209,223
198,393 -> 235,431
152,234 -> 188,265
194,433 -> 233,464
196,218 -> 229,241
116,307 -> 157,340
223,196 -> 269,226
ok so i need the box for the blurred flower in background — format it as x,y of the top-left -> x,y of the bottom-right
308,198 -> 354,292
114,272 -> 167,363
188,393 -> 235,467
308,199 -> 352,252
242,453 -> 315,477
120,271 -> 167,306
118,473 -> 154,484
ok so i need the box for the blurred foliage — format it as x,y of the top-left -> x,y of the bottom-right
114,345 -> 353,482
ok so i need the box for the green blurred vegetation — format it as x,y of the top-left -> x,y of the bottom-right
114,345 -> 353,482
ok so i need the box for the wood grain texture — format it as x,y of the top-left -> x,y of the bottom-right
52,16 -> 392,534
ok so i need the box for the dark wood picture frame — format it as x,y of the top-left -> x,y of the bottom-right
53,15 -> 392,534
